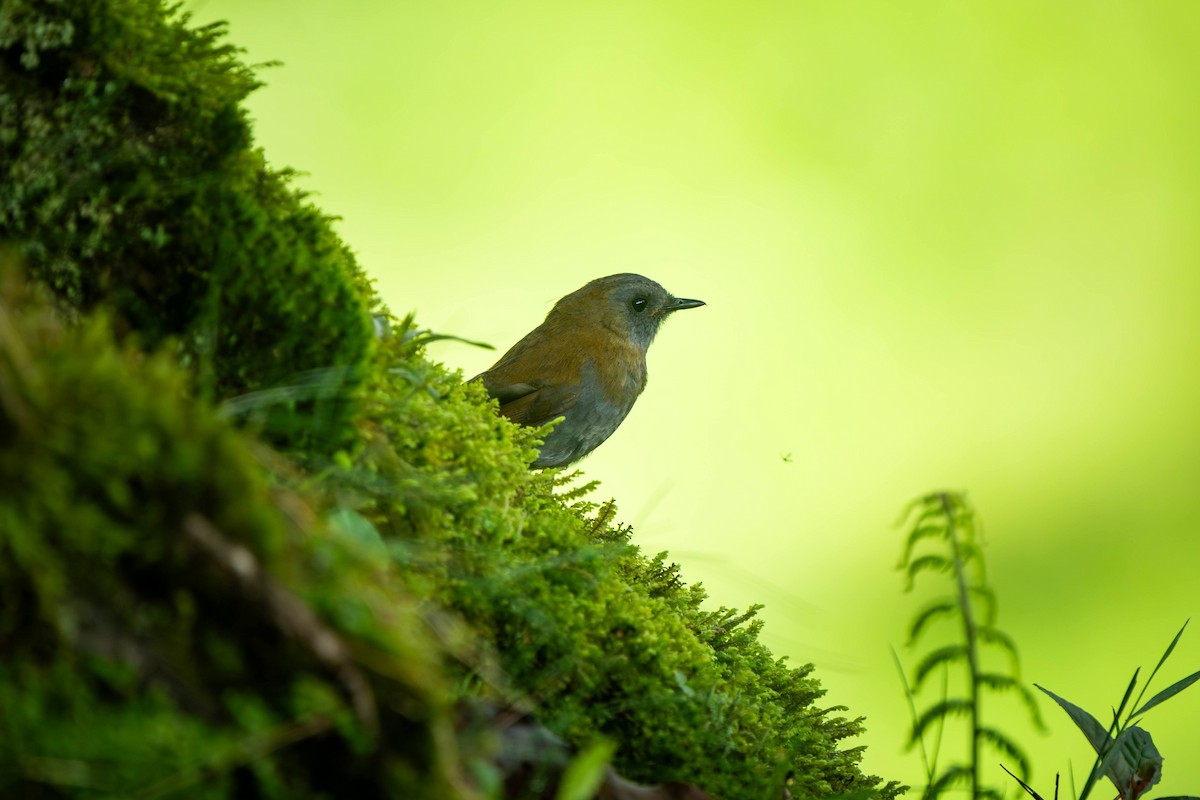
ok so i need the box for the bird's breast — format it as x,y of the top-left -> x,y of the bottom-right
582,339 -> 647,410
533,354 -> 642,467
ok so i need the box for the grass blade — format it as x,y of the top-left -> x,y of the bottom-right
1130,620 -> 1189,717
1000,763 -> 1045,800
1132,667 -> 1200,718
891,647 -> 936,783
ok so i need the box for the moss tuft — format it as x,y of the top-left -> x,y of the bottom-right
0,270 -> 460,798
1,0 -> 376,455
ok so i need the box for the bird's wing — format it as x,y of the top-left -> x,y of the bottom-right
480,376 -> 577,429
483,381 -> 538,406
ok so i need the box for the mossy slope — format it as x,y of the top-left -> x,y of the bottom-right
0,273 -> 461,798
0,2 -> 903,798
1,0 -> 376,455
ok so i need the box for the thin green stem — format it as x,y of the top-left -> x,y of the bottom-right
943,493 -> 981,800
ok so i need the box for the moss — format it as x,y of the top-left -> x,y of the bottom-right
0,272 -> 461,798
336,330 -> 901,800
0,1 -> 904,797
0,0 -> 376,455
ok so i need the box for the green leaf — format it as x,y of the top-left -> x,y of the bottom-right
913,644 -> 968,690
906,518 -> 945,539
1000,762 -> 1046,800
911,699 -> 972,742
1035,684 -> 1112,753
217,366 -> 356,417
907,599 -> 957,645
326,508 -> 387,561
1088,731 -> 1125,800
906,554 -> 953,588
927,763 -> 971,794
1103,726 -> 1161,800
402,329 -> 495,350
957,539 -> 984,566
968,584 -> 997,625
979,725 -> 1030,776
977,626 -> 1021,667
977,672 -> 1022,693
1140,620 -> 1189,699
1080,676 -> 1139,800
1114,667 -> 1142,721
1018,683 -> 1046,730
555,739 -> 616,800
1132,667 -> 1200,718
895,494 -> 943,529
899,524 -> 948,568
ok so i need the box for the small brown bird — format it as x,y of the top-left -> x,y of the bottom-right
473,273 -> 704,468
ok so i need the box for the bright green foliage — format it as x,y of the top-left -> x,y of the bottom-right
0,273 -> 462,798
0,1 -> 904,797
895,492 -> 1041,800
334,328 -> 901,799
557,739 -> 618,800
1034,622 -> 1200,800
0,0 -> 377,454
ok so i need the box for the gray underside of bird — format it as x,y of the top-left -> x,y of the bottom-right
530,387 -> 635,468
481,357 -> 644,468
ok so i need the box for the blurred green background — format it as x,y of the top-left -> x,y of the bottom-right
190,0 -> 1200,792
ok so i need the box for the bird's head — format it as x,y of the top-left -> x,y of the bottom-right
550,273 -> 705,350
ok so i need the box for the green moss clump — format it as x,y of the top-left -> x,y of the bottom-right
338,331 -> 902,800
0,0 -> 376,455
0,272 -> 461,798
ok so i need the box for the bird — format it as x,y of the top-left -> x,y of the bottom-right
472,273 -> 704,468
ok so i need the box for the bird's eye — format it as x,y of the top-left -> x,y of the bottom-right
631,297 -> 648,313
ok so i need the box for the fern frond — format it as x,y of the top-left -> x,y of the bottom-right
908,600 -> 957,645
913,645 -> 969,690
912,699 -> 973,742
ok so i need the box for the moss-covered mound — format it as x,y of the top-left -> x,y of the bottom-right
0,272 -> 461,798
0,1 -> 904,798
348,335 -> 891,798
1,0 -> 376,455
